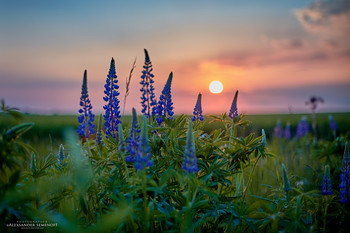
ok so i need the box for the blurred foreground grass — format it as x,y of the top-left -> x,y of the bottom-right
1,112 -> 349,154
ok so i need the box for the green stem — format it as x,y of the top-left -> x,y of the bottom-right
142,170 -> 149,233
242,155 -> 261,202
323,196 -> 329,233
182,174 -> 193,233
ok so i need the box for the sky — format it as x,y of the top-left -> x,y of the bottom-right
0,0 -> 349,115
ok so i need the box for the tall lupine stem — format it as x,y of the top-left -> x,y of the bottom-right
274,121 -> 283,138
126,108 -> 140,163
296,116 -> 310,138
182,120 -> 198,173
156,72 -> 174,125
118,124 -> 129,176
321,165 -> 333,195
340,143 -> 350,204
328,114 -> 338,138
58,144 -> 65,166
77,70 -> 95,139
103,58 -> 121,138
140,49 -> 157,120
321,165 -> 332,233
95,114 -> 103,147
135,115 -> 154,170
228,90 -> 239,140
284,122 -> 292,139
192,93 -> 203,122
228,90 -> 239,120
282,163 -> 292,201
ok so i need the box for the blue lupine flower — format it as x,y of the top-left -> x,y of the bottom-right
296,116 -> 309,137
58,144 -> 65,166
103,58 -> 121,138
77,70 -> 95,138
284,123 -> 292,139
140,49 -> 157,119
182,120 -> 198,173
135,115 -> 154,170
156,72 -> 174,125
329,115 -> 338,132
126,108 -> 140,162
192,93 -> 203,121
321,165 -> 333,195
340,143 -> 350,203
274,121 -> 283,138
229,90 -> 239,120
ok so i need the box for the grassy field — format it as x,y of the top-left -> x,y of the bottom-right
1,112 -> 349,138
1,111 -> 350,232
1,112 -> 349,155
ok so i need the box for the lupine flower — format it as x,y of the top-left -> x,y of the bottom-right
261,129 -> 266,147
296,116 -> 309,137
328,115 -> 338,132
282,163 -> 291,192
192,93 -> 203,121
58,144 -> 65,166
95,114 -> 103,146
103,58 -> 121,138
135,115 -> 154,170
118,124 -> 126,153
321,165 -> 332,195
77,70 -> 95,138
140,49 -> 157,119
182,120 -> 198,173
274,121 -> 283,138
156,72 -> 174,125
284,122 -> 292,139
340,143 -> 350,203
126,108 -> 140,162
229,90 -> 239,120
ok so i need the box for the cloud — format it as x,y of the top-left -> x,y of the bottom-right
294,0 -> 350,36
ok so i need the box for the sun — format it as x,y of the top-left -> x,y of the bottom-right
209,80 -> 223,94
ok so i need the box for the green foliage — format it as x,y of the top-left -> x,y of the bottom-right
0,101 -> 349,232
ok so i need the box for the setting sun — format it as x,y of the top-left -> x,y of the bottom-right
209,80 -> 223,94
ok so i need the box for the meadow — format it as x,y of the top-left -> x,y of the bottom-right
1,51 -> 350,233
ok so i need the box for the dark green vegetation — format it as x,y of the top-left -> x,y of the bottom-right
1,112 -> 349,150
1,109 -> 350,232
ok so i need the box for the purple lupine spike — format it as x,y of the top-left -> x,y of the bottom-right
284,122 -> 292,139
140,49 -> 157,119
340,143 -> 350,204
126,108 -> 140,162
192,93 -> 203,122
103,58 -> 121,138
135,115 -> 154,170
182,120 -> 198,173
229,90 -> 239,120
296,116 -> 309,138
321,165 -> 333,195
329,115 -> 338,132
77,70 -> 95,138
156,72 -> 174,125
274,121 -> 283,138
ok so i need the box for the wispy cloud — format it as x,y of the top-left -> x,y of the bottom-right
294,0 -> 350,36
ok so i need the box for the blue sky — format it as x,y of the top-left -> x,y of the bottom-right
0,0 -> 349,114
